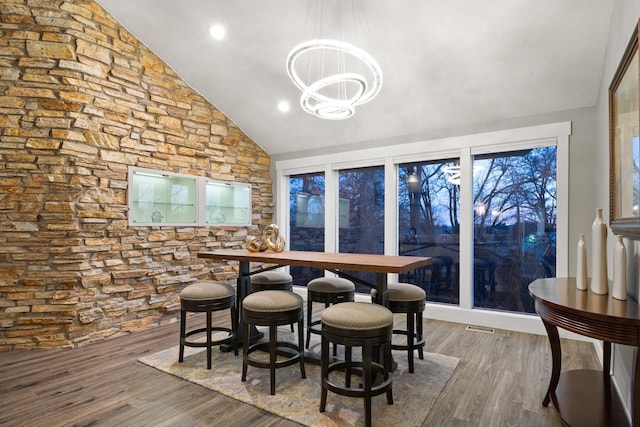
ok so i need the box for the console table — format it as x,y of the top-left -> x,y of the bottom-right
529,278 -> 640,427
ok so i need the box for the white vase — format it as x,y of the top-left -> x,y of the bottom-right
612,235 -> 627,300
590,208 -> 608,295
576,234 -> 588,290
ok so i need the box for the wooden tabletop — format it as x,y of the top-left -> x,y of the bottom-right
529,277 -> 640,324
529,277 -> 638,427
197,249 -> 431,274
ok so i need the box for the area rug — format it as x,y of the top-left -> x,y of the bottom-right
139,330 -> 459,427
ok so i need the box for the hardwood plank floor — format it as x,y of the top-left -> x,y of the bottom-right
0,311 -> 601,426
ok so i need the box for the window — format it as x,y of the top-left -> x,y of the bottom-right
398,159 -> 460,305
276,122 -> 569,334
289,172 -> 325,286
338,166 -> 385,293
472,147 -> 557,313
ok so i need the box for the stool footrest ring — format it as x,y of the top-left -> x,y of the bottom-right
323,360 -> 392,398
181,326 -> 235,348
245,341 -> 304,370
391,329 -> 426,351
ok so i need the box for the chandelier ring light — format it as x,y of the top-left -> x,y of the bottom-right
300,73 -> 366,119
286,39 -> 383,120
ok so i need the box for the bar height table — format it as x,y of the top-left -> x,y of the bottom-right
197,249 -> 432,352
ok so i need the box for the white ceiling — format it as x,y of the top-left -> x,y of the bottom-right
96,0 -> 614,156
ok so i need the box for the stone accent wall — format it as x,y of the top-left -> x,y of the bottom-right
0,1 -> 273,350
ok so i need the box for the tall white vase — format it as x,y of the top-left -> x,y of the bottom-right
576,234 -> 588,290
612,235 -> 627,300
590,208 -> 608,294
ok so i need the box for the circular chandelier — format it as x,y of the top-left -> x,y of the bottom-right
286,39 -> 383,120
442,165 -> 485,185
442,166 -> 462,185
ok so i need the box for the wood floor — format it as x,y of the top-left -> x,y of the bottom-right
0,312 -> 601,427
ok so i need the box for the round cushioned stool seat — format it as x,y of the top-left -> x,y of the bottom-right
243,290 -> 302,314
306,277 -> 355,349
320,302 -> 394,427
371,282 -> 426,303
181,281 -> 235,300
321,301 -> 392,335
179,281 -> 237,370
242,290 -> 306,395
372,283 -> 426,373
250,271 -> 293,292
308,277 -> 355,294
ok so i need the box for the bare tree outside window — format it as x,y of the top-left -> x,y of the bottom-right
397,147 -> 556,313
473,147 -> 557,313
338,166 -> 385,293
398,159 -> 460,305
288,147 -> 555,314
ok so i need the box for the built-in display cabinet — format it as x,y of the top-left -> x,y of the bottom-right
128,166 -> 251,226
202,179 -> 252,226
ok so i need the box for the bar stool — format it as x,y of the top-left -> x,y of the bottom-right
372,282 -> 426,373
320,302 -> 393,427
179,281 -> 237,370
250,271 -> 293,292
306,276 -> 355,349
251,271 -> 295,332
242,290 -> 306,395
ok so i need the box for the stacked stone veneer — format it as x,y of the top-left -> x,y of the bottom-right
0,1 -> 273,350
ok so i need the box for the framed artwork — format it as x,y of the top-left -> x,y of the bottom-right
610,19 -> 640,239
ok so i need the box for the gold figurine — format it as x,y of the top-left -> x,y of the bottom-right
246,223 -> 285,252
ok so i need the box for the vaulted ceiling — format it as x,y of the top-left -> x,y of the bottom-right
97,0 -> 614,155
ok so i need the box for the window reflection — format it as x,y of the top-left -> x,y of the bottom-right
289,173 -> 325,286
472,147 -> 557,313
338,166 -> 385,293
287,147 -> 557,314
398,160 -> 460,305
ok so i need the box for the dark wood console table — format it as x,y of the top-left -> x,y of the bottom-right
529,278 -> 640,427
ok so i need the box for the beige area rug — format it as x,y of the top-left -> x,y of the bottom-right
139,328 -> 459,427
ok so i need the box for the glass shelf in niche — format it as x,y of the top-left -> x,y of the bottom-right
204,180 -> 251,226
129,168 -> 197,226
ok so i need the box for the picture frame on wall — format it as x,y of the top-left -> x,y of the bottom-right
609,18 -> 640,239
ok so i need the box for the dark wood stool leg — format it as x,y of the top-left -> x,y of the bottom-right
407,310 -> 415,373
306,298 -> 313,349
327,303 -> 338,356
363,340 -> 373,427
320,333 -> 329,412
206,310 -> 212,370
417,311 -> 424,360
241,320 -> 249,382
298,318 -> 306,378
345,346 -> 353,387
385,339 -> 393,404
179,309 -> 186,362
269,324 -> 277,395
231,305 -> 238,356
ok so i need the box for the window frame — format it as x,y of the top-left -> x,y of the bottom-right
276,122 -> 570,335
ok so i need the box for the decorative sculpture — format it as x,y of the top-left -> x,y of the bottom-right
246,224 -> 285,252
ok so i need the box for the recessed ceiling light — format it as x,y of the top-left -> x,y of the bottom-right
208,24 -> 225,41
277,101 -> 290,113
